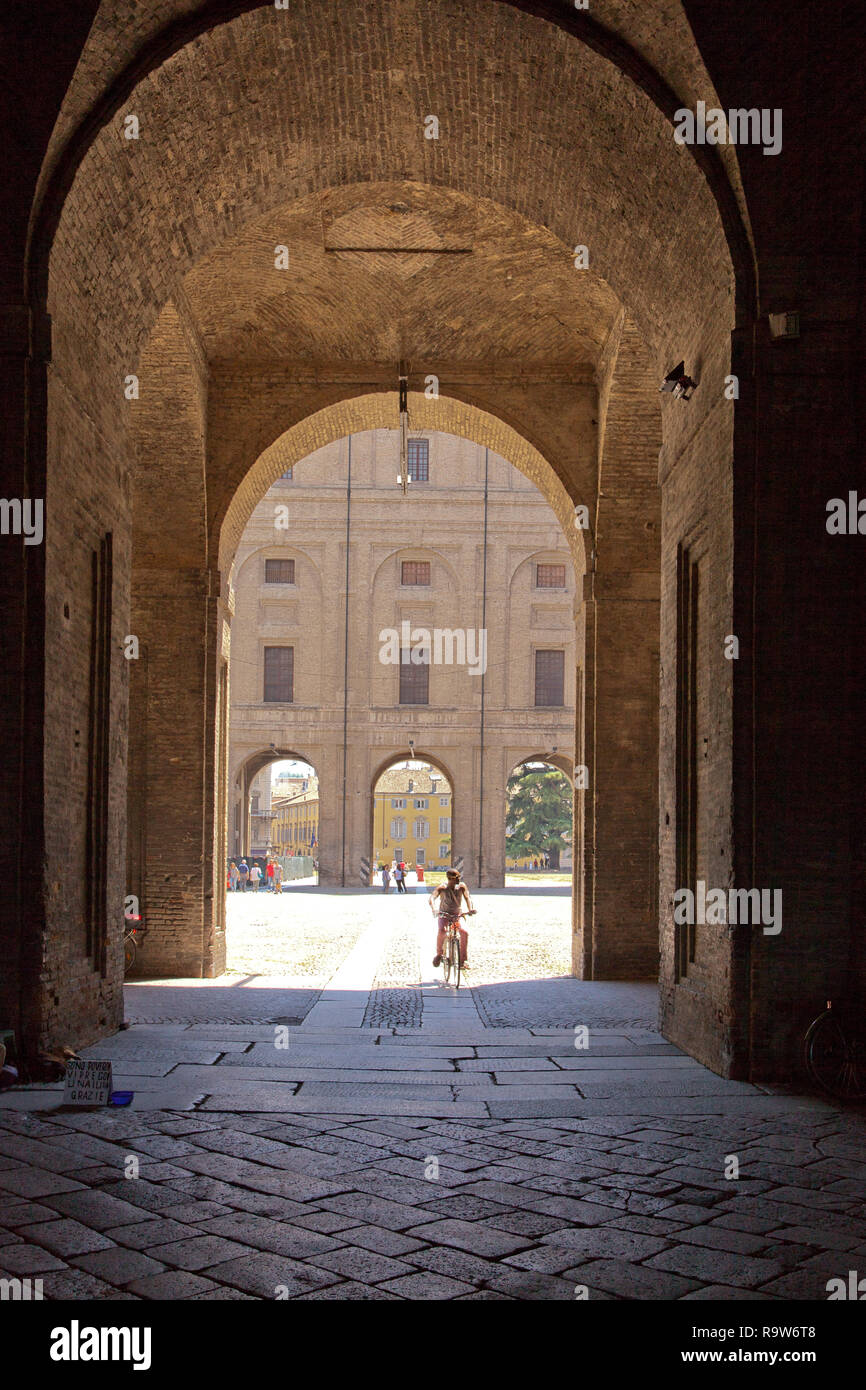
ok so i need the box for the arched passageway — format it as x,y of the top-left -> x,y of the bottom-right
228,751 -> 319,870
16,1 -> 729,1062
505,756 -> 575,877
370,755 -> 456,889
11,0 -> 857,1089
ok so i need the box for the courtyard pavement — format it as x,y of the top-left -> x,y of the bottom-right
1,890 -> 864,1300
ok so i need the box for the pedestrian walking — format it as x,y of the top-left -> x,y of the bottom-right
250,862 -> 262,891
229,861 -> 239,892
273,861 -> 283,895
381,865 -> 391,892
394,863 -> 405,893
266,858 -> 275,892
237,859 -> 249,891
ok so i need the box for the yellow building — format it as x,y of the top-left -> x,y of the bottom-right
271,776 -> 319,856
372,765 -> 451,872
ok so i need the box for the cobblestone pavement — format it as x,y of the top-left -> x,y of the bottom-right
2,889 -> 864,1300
1,1092 -> 864,1301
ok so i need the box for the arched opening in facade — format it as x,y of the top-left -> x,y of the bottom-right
505,755 -> 575,882
229,750 -> 319,880
14,0 -> 800,1084
370,757 -> 454,890
228,421 -> 583,901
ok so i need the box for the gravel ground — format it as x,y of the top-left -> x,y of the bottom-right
225,886 -> 574,988
225,890 -> 366,987
458,889 -> 572,984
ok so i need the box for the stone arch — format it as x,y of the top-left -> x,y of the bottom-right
370,749 -> 458,883
230,747 -> 321,866
28,0 -> 755,317
370,546 -> 461,599
218,389 -> 589,579
18,0 -> 747,1068
505,752 -> 577,874
510,751 -> 576,783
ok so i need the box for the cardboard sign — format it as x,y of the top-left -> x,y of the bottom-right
63,1059 -> 113,1106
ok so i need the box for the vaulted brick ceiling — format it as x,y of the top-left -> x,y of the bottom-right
182,184 -> 621,368
42,0 -> 746,226
48,0 -> 735,399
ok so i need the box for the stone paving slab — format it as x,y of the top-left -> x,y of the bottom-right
232,1045 -> 465,1067
197,1093 -> 490,1117
216,1062 -> 460,1080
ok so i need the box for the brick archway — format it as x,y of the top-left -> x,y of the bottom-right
10,0 -> 752,1076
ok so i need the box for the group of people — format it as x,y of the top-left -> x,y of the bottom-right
380,860 -> 417,893
228,858 -> 283,893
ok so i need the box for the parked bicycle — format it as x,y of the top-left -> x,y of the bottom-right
803,998 -> 866,1101
123,911 -> 144,975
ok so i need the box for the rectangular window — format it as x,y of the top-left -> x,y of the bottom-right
439,843 -> 450,859
280,468 -> 293,480
401,560 -> 431,586
536,563 -> 566,588
535,649 -> 565,706
391,797 -> 406,809
408,438 -> 429,482
414,819 -> 429,839
391,818 -> 407,839
265,558 -> 295,584
394,847 -> 403,861
264,646 -> 293,702
414,798 -> 428,809
439,816 -> 451,834
399,649 -> 429,704
415,849 -> 425,865
439,795 -> 449,805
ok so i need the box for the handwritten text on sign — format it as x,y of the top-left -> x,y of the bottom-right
63,1059 -> 113,1106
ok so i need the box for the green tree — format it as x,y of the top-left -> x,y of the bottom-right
505,765 -> 572,867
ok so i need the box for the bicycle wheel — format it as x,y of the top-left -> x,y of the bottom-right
451,936 -> 461,989
442,939 -> 452,983
805,1009 -> 866,1100
124,935 -> 136,974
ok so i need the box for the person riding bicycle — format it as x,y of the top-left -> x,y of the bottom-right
430,868 -> 475,969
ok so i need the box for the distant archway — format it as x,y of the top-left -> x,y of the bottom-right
505,756 -> 575,881
230,750 -> 321,879
369,753 -> 457,889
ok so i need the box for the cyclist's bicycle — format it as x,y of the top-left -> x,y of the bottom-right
803,998 -> 866,1101
437,910 -> 474,989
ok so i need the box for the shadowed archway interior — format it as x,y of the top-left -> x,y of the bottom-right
24,0 -> 850,1093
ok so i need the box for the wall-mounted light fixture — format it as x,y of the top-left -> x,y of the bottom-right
768,311 -> 800,340
659,361 -> 698,400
